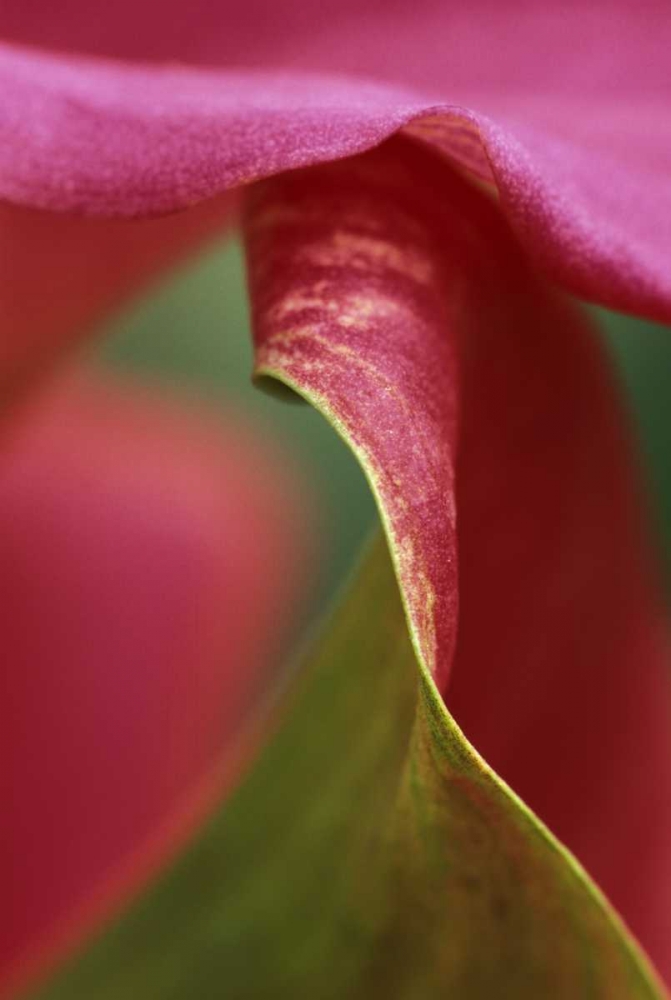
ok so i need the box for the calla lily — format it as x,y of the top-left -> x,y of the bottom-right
2,1 -> 671,997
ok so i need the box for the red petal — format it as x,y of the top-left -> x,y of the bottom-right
450,258 -> 671,983
243,137 -> 671,981
1,4 -> 671,320
0,374 -> 310,994
0,196 -> 235,400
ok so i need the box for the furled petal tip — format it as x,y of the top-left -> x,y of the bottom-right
244,137 -> 671,985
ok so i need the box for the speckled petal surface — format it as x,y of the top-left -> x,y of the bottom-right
2,1 -> 671,322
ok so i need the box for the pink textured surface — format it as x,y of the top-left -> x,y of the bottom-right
246,143 -> 461,688
0,377 -> 308,994
244,139 -> 671,983
1,1 -> 671,321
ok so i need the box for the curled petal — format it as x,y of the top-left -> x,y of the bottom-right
243,138 -> 671,979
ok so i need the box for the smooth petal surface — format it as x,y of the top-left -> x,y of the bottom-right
0,375 -> 309,997
0,195 -> 235,403
2,2 -> 671,322
26,535 -> 665,999
244,139 -> 671,979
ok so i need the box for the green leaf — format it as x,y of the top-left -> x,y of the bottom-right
31,533 -> 663,999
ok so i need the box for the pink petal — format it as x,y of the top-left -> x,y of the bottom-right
1,3 -> 671,321
0,195 -> 235,400
243,137 -> 671,982
0,374 -> 310,995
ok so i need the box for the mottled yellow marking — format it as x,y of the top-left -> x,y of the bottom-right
268,294 -> 337,323
267,286 -> 409,328
257,280 -> 449,681
390,533 -> 437,675
266,329 -> 417,417
262,313 -> 452,515
260,324 -> 317,348
260,347 -> 329,376
301,231 -> 434,285
254,359 -> 440,677
335,291 -> 408,328
332,422 -> 439,677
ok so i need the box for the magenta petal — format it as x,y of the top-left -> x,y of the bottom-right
0,375 -> 310,995
2,3 -> 671,320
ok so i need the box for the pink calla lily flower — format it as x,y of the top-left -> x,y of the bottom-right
2,1 -> 671,996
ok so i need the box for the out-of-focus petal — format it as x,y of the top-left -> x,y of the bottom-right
243,138 -> 671,980
449,255 -> 671,983
0,195 -> 235,403
0,374 -> 310,996
1,3 -> 671,319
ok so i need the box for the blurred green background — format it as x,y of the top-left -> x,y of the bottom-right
90,237 -> 671,627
